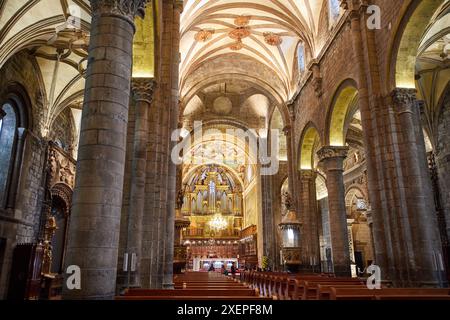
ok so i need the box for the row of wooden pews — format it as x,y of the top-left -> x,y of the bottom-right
116,272 -> 271,300
239,271 -> 450,300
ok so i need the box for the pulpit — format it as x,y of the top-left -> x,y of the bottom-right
279,209 -> 302,272
7,243 -> 44,300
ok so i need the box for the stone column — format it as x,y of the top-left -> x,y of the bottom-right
162,0 -> 183,289
299,169 -> 320,272
122,79 -> 155,288
317,146 -> 351,277
366,208 -> 376,264
392,88 -> 445,286
283,125 -> 297,205
6,127 -> 27,209
62,0 -> 147,300
261,166 -> 276,270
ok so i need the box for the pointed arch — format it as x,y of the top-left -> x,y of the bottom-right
327,79 -> 359,146
298,122 -> 321,170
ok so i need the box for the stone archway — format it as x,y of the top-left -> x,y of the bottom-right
327,80 -> 359,146
391,0 -> 445,89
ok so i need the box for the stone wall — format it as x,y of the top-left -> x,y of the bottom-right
436,88 -> 450,239
49,108 -> 76,154
0,52 -> 47,298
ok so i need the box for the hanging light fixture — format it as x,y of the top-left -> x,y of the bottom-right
209,213 -> 228,231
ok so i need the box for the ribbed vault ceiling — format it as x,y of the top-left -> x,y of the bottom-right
180,0 -> 329,102
0,0 -> 91,136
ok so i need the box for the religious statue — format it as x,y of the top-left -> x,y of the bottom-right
42,216 -> 57,275
176,189 -> 185,209
283,191 -> 293,211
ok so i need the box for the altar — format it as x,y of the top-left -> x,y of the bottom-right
192,258 -> 239,272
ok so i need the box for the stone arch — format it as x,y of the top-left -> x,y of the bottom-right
0,83 -> 32,208
298,123 -> 322,170
182,163 -> 244,191
0,82 -> 32,129
50,182 -> 73,217
327,79 -> 359,146
345,186 -> 368,209
389,0 -> 445,89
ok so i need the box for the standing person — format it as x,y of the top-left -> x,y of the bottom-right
231,262 -> 236,277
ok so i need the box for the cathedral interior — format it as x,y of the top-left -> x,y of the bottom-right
0,0 -> 450,301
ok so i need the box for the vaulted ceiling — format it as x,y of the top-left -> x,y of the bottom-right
0,0 -> 91,137
180,0 -> 330,103
416,1 -> 450,140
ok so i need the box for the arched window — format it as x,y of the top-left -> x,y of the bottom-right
0,86 -> 30,209
0,103 -> 17,207
297,43 -> 306,73
329,0 -> 341,25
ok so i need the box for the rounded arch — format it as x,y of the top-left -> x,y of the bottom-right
345,186 -> 368,205
183,163 -> 245,191
182,72 -> 285,108
50,182 -> 73,217
298,122 -> 322,170
389,0 -> 445,89
315,172 -> 328,200
0,82 -> 32,129
327,79 -> 359,146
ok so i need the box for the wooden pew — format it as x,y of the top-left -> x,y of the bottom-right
317,284 -> 367,300
117,296 -> 273,301
300,279 -> 365,300
125,289 -> 257,297
330,287 -> 450,300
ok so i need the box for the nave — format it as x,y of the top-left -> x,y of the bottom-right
0,0 -> 450,302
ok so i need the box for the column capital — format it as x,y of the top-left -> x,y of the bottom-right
17,127 -> 28,140
90,0 -> 148,22
287,102 -> 296,121
132,78 -> 156,104
317,145 -> 349,162
391,88 -> 417,106
299,169 -> 316,181
174,0 -> 184,12
282,125 -> 292,136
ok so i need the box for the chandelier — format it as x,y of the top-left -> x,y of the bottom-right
209,213 -> 228,231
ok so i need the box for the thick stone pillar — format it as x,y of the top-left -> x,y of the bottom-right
283,125 -> 297,205
120,79 -> 155,288
261,166 -> 276,270
391,88 -> 445,286
299,169 -> 320,272
62,0 -> 147,300
162,0 -> 183,289
317,146 -> 351,277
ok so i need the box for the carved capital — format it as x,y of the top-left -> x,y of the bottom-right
90,0 -> 148,22
132,78 -> 156,104
17,127 -> 28,140
286,102 -> 296,121
174,0 -> 184,13
317,146 -> 349,162
391,88 -> 417,107
300,169 -> 316,181
282,125 -> 292,136
312,77 -> 323,98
